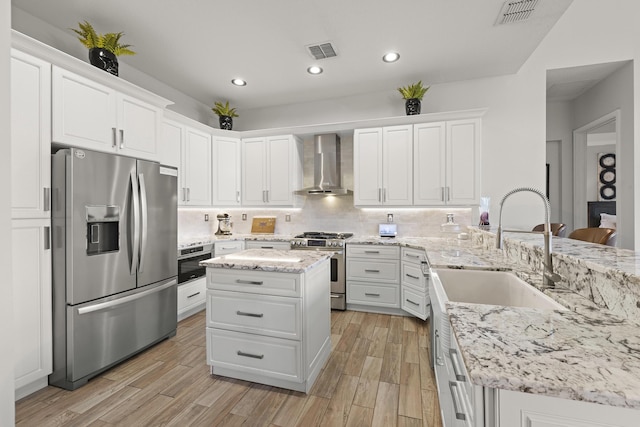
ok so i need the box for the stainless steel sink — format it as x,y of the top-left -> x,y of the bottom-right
434,269 -> 566,310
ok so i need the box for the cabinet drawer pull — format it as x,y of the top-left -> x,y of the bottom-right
449,348 -> 466,382
112,127 -> 117,148
236,279 -> 264,285
187,292 -> 201,299
364,269 -> 380,273
405,253 -> 420,258
364,250 -> 380,254
119,129 -> 125,149
237,350 -> 264,360
261,246 -> 274,249
43,187 -> 51,211
406,298 -> 420,306
236,311 -> 264,318
365,292 -> 380,297
449,382 -> 467,421
406,273 -> 420,280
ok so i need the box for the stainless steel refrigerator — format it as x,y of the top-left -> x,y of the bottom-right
49,147 -> 178,390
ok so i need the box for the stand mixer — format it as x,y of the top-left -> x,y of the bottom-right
215,213 -> 232,235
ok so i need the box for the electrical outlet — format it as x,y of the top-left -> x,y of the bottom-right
285,214 -> 291,222
387,213 -> 393,223
204,214 -> 209,222
520,252 -> 527,261
241,213 -> 247,221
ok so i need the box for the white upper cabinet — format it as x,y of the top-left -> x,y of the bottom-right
212,135 -> 241,206
414,118 -> 481,206
159,119 -> 182,169
11,49 -> 51,219
52,66 -> 161,161
182,127 -> 213,206
241,135 -> 302,207
354,125 -> 413,206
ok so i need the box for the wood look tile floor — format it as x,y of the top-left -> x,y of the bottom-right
15,310 -> 443,427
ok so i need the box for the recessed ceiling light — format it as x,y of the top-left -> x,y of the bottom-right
231,78 -> 247,86
307,66 -> 323,75
382,52 -> 400,63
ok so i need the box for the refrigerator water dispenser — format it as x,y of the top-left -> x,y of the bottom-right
86,205 -> 120,255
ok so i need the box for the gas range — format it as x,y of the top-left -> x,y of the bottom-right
290,232 -> 354,250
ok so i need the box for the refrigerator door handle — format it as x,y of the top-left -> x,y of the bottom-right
130,171 -> 140,275
77,279 -> 177,315
138,173 -> 148,273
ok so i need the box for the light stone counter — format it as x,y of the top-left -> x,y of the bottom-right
200,248 -> 331,274
178,234 -> 295,250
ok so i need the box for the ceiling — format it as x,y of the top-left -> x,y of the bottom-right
546,61 -> 630,102
12,0 -> 574,111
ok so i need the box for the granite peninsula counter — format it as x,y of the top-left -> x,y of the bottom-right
201,249 -> 332,393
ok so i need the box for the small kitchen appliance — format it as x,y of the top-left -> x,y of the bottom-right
291,231 -> 353,310
215,213 -> 232,235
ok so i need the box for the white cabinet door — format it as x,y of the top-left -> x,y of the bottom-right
353,128 -> 383,206
213,135 -> 241,206
182,127 -> 212,206
11,50 -> 51,219
242,137 -> 268,206
159,119 -> 182,168
382,125 -> 413,205
52,66 -> 117,151
12,219 -> 52,390
447,119 -> 480,205
116,93 -> 160,160
414,122 -> 446,205
267,135 -> 296,205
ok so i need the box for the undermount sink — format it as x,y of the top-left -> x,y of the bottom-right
434,269 -> 566,310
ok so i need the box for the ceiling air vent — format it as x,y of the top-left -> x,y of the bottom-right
496,0 -> 539,25
306,42 -> 337,60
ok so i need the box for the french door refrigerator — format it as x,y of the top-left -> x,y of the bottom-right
50,147 -> 178,390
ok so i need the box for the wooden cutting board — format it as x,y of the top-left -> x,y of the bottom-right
251,216 -> 276,234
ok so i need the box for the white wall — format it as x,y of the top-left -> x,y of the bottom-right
11,6 -> 216,125
1,0 -> 16,423
546,101 -> 574,229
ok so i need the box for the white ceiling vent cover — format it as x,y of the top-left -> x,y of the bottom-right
496,0 -> 539,25
306,42 -> 337,60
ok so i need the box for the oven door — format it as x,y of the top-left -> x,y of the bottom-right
330,249 -> 346,310
177,252 -> 212,284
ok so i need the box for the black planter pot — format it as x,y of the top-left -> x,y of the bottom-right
89,48 -> 119,76
405,98 -> 421,115
219,115 -> 233,130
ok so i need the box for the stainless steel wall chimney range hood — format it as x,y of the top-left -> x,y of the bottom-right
296,133 -> 351,196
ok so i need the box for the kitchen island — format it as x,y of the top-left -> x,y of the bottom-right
201,249 -> 332,393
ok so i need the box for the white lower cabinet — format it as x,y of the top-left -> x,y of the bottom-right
213,240 -> 244,257
205,261 -> 331,392
346,245 -> 401,313
12,219 -> 52,399
400,247 -> 429,320
244,240 -> 291,250
177,277 -> 206,321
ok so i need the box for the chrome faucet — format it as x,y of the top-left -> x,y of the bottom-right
496,187 -> 562,287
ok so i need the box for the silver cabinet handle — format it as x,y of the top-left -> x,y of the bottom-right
119,129 -> 125,149
43,187 -> 51,212
441,187 -> 445,202
446,187 -> 451,202
236,279 -> 264,285
406,253 -> 420,259
262,190 -> 266,203
450,348 -> 466,382
266,190 -> 269,203
44,226 -> 50,250
406,274 -> 420,280
435,330 -> 444,366
364,269 -> 380,273
378,188 -> 382,202
260,246 -> 274,249
365,292 -> 380,297
406,298 -> 420,306
237,351 -> 264,360
187,188 -> 190,202
236,311 -> 264,318
187,292 -> 201,299
236,191 -> 240,203
383,188 -> 387,202
112,127 -> 117,148
364,250 -> 380,254
449,382 -> 467,421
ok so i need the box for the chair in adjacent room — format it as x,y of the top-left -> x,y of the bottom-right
568,227 -> 617,246
532,223 -> 568,237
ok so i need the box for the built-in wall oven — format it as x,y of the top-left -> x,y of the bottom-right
291,232 -> 353,310
178,243 -> 213,284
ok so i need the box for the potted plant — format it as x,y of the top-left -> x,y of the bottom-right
397,80 -> 430,115
71,20 -> 136,76
211,101 -> 239,130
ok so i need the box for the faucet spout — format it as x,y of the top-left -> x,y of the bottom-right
496,187 -> 559,287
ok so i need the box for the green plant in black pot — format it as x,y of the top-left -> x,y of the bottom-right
71,20 -> 136,76
212,101 -> 239,130
397,80 -> 430,115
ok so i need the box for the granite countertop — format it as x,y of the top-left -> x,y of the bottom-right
200,248 -> 331,273
178,234 -> 295,249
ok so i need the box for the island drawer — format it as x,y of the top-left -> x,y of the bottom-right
347,245 -> 400,259
207,328 -> 302,383
346,259 -> 399,283
401,262 -> 426,291
347,282 -> 399,307
401,286 -> 428,320
207,269 -> 300,297
206,290 -> 302,340
401,247 -> 427,264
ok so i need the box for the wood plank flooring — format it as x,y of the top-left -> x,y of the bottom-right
15,310 -> 443,427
